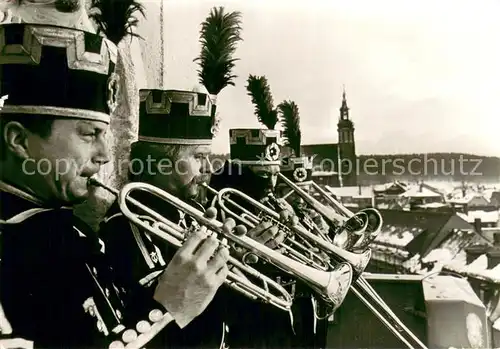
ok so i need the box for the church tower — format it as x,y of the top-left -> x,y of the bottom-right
337,87 -> 358,186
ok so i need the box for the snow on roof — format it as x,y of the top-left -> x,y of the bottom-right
482,189 -> 497,202
372,181 -> 408,192
400,186 -> 442,198
416,202 -> 448,208
446,193 -> 489,204
464,254 -> 488,273
343,203 -> 359,208
422,248 -> 453,263
373,225 -> 421,247
456,210 -> 500,224
324,185 -> 373,198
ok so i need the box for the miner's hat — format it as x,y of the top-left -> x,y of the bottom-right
280,155 -> 314,183
229,128 -> 283,165
0,23 -> 118,124
137,86 -> 219,145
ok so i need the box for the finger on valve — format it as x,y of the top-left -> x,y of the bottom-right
271,228 -> 286,247
194,234 -> 220,261
180,226 -> 209,255
258,225 -> 279,244
247,220 -> 272,238
208,246 -> 230,273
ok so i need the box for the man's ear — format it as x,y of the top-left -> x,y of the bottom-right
3,121 -> 30,160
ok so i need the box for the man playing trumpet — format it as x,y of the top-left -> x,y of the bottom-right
0,23 -> 235,349
207,76 -> 332,349
100,81 -> 297,348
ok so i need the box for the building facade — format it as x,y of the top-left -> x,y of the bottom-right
302,89 -> 358,187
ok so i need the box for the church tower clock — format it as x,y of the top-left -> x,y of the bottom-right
337,87 -> 358,186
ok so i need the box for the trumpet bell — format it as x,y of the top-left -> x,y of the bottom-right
317,262 -> 353,309
351,208 -> 383,251
332,211 -> 369,250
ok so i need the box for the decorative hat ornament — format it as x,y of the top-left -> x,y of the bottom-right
229,74 -> 282,165
278,100 -> 313,183
0,23 -> 118,125
136,6 -> 242,146
88,0 -> 146,45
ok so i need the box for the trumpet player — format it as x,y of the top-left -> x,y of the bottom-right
99,89 -> 289,349
208,127 -> 318,349
275,154 -> 331,349
0,23 -> 235,349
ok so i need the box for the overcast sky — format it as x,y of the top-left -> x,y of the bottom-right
154,0 -> 499,156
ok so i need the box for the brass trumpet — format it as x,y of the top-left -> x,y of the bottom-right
276,178 -> 428,349
204,183 -> 372,275
202,183 -> 332,271
277,174 -> 383,252
89,179 -> 354,348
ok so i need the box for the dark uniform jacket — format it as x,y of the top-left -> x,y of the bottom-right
0,181 -> 172,348
100,191 -> 229,349
208,161 -> 328,349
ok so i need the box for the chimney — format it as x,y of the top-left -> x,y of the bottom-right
486,234 -> 500,268
474,218 -> 482,234
486,248 -> 500,269
494,232 -> 500,246
462,188 -> 467,198
465,244 -> 489,264
358,185 -> 362,196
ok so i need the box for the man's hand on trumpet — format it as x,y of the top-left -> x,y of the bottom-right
153,207 -> 235,328
226,208 -> 299,264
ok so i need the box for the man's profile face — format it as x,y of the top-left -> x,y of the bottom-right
152,144 -> 212,201
248,164 -> 280,197
16,119 -> 110,204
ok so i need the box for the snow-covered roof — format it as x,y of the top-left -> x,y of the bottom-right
324,185 -> 373,198
373,225 -> 423,248
447,194 -> 487,204
373,181 -> 408,192
416,202 -> 448,208
400,186 -> 443,198
457,210 -> 500,224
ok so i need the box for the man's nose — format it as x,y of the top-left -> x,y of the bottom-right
94,139 -> 110,166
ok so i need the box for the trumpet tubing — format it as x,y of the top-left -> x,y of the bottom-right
276,179 -> 425,349
90,179 -> 354,311
204,184 -> 331,271
278,174 -> 383,251
216,187 -> 372,275
308,181 -> 383,250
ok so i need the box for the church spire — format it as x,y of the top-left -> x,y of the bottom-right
340,85 -> 349,120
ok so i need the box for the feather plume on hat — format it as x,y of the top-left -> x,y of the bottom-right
246,74 -> 278,130
194,6 -> 243,95
88,0 -> 145,45
278,100 -> 301,157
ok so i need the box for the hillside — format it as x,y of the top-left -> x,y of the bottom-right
210,152 -> 500,183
